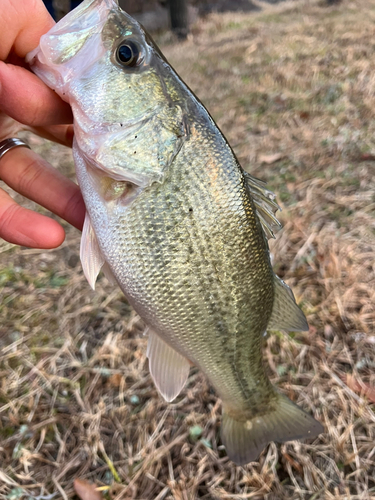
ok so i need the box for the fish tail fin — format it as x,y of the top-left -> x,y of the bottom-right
221,395 -> 323,465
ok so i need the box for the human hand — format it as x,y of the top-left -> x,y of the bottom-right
0,0 -> 85,249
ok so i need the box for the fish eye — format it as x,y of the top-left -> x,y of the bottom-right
116,40 -> 141,67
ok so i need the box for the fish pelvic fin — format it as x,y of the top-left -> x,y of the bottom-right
221,395 -> 323,465
267,275 -> 309,332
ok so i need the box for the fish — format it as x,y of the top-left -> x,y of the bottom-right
26,0 -> 323,464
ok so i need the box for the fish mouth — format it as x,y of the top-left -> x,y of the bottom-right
26,0 -> 119,96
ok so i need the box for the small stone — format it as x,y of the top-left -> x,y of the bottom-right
189,425 -> 203,440
200,438 -> 212,449
7,487 -> 25,500
130,395 -> 140,405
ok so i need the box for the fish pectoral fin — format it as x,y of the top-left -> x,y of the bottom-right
244,172 -> 282,239
221,395 -> 323,465
147,330 -> 190,402
80,212 -> 105,290
101,262 -> 117,285
267,275 -> 309,332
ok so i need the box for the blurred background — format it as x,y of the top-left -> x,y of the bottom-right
46,0 -> 341,37
46,0 -> 260,35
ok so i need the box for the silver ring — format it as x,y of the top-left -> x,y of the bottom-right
0,138 -> 31,162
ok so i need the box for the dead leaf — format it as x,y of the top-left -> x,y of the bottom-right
282,451 -> 303,473
108,373 -> 123,388
74,479 -> 104,500
258,153 -> 283,164
359,153 -> 375,161
345,374 -> 375,403
299,111 -> 310,120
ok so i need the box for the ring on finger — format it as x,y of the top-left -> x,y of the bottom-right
0,138 -> 31,163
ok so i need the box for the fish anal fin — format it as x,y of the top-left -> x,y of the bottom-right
268,275 -> 309,332
221,395 -> 323,465
147,330 -> 190,402
80,212 -> 105,290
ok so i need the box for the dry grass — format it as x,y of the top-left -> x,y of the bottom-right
1,0 -> 375,498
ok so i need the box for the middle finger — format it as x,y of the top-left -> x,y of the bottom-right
0,146 -> 85,231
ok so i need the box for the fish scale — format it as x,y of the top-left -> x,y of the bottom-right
28,0 -> 323,464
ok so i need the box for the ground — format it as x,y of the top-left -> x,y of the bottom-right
0,0 -> 375,498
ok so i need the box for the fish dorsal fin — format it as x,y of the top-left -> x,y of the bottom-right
244,172 -> 282,239
267,275 -> 309,332
80,212 -> 105,290
147,330 -> 190,402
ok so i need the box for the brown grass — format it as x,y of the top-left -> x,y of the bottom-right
1,0 -> 375,498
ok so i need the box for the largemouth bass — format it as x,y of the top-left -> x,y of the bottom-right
27,0 -> 323,464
